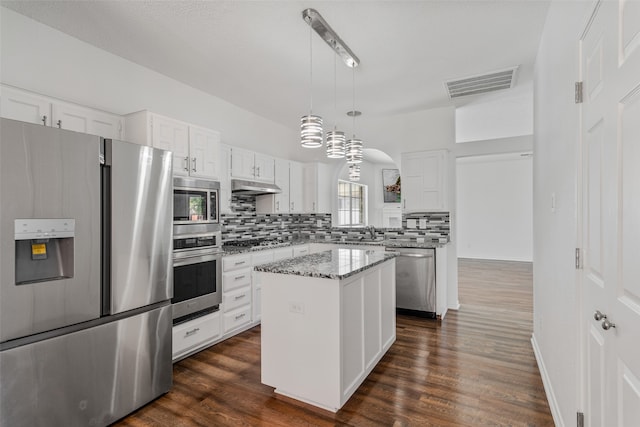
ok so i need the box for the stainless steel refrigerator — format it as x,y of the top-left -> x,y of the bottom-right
0,118 -> 173,426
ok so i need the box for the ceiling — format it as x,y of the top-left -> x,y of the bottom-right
2,0 -> 549,158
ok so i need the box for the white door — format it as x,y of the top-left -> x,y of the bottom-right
230,147 -> 255,180
151,115 -> 189,176
254,153 -> 275,183
0,86 -> 51,126
580,1 -> 640,425
189,125 -> 220,179
401,151 -> 444,212
51,102 -> 123,139
289,161 -> 304,212
274,158 -> 290,213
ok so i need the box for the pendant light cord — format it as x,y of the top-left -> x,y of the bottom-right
333,52 -> 337,130
309,21 -> 313,114
352,65 -> 356,137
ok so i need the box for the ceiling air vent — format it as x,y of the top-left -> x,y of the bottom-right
445,66 -> 519,99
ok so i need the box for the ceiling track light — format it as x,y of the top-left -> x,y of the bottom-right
302,9 -> 359,68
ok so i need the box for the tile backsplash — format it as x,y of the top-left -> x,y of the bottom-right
221,194 -> 331,242
221,194 -> 449,244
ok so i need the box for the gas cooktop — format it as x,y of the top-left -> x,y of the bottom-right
224,238 -> 291,251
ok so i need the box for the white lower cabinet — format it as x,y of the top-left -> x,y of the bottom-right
224,285 -> 252,312
252,251 -> 274,323
222,253 -> 253,334
223,305 -> 252,334
172,244 -> 314,361
172,311 -> 221,361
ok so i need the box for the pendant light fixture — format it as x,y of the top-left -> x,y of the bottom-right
349,164 -> 361,181
346,65 -> 363,167
301,14 -> 323,148
326,52 -> 346,158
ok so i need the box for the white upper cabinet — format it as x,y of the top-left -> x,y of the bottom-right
401,149 -> 448,212
230,147 -> 275,183
230,147 -> 256,180
189,125 -> 221,179
1,85 -> 124,139
303,162 -> 331,213
254,153 -> 276,183
289,161 -> 304,213
1,86 -> 51,126
219,144 -> 233,214
273,158 -> 290,213
125,111 -> 220,179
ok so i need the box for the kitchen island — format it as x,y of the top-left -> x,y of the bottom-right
256,248 -> 398,412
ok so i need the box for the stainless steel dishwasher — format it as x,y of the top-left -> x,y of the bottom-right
387,247 -> 436,318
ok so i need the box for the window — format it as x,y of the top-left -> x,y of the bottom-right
338,180 -> 366,226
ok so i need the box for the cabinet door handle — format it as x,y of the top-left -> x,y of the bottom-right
234,294 -> 246,300
291,202 -> 294,211
312,202 -> 316,211
235,313 -> 246,320
256,166 -> 260,176
403,199 -> 406,209
56,120 -> 62,128
235,275 -> 246,280
276,201 -> 279,211
183,156 -> 189,172
192,157 -> 197,172
234,261 -> 246,266
41,115 -> 47,126
184,327 -> 200,337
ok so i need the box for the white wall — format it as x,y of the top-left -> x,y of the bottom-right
533,1 -> 594,425
456,154 -> 532,261
0,7 -> 298,160
455,82 -> 534,143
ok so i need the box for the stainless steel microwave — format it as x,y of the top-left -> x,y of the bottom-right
173,177 -> 220,224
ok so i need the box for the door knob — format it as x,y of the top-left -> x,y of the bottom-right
601,319 -> 616,330
594,310 -> 607,321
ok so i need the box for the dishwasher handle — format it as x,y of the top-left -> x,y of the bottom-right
397,253 -> 431,258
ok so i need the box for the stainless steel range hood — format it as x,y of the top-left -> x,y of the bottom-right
231,179 -> 281,195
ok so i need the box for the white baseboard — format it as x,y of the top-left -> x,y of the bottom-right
531,333 -> 564,427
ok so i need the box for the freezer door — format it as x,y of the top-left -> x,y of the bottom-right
107,139 -> 173,314
0,304 -> 172,427
0,119 -> 101,343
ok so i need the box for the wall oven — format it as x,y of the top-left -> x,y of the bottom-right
172,223 -> 222,324
172,176 -> 222,325
173,176 -> 219,224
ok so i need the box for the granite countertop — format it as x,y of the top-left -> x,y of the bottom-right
222,238 -> 309,256
223,237 -> 445,256
254,248 -> 399,280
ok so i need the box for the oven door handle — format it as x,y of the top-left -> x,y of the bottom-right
173,253 -> 221,267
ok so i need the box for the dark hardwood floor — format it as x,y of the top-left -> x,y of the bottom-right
116,258 -> 553,426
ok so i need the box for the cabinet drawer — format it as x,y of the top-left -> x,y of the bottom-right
172,311 -> 221,359
223,268 -> 251,292
224,305 -> 252,333
223,254 -> 252,271
224,285 -> 252,312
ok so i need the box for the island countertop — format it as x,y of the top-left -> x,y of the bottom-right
254,248 -> 398,280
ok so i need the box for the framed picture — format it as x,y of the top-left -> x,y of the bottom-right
382,169 -> 401,203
